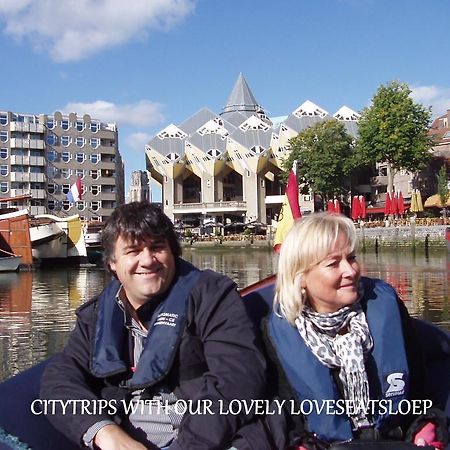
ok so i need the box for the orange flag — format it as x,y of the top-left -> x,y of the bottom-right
273,168 -> 302,253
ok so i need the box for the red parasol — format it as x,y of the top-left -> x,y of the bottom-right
359,195 -> 366,219
351,195 -> 360,220
327,200 -> 336,214
391,192 -> 398,216
384,192 -> 392,216
334,199 -> 341,214
397,191 -> 405,215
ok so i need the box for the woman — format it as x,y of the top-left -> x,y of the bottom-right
264,213 -> 447,450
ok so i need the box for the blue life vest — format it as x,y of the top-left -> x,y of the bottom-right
267,277 -> 409,442
91,258 -> 201,389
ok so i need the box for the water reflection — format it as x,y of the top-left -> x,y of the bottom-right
0,248 -> 448,381
0,267 -> 109,381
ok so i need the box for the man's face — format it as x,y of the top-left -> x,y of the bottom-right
109,235 -> 176,309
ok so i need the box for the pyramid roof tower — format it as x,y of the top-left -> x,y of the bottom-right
221,73 -> 264,119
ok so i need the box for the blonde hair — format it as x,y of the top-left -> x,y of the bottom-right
274,213 -> 357,324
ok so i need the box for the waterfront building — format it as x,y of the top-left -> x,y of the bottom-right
0,110 -> 124,221
145,73 -> 360,225
128,170 -> 151,203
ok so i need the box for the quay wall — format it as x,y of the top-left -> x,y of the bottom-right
181,226 -> 449,249
357,225 -> 448,248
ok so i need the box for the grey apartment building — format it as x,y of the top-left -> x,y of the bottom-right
0,110 -> 124,221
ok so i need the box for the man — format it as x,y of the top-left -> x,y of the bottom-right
40,202 -> 268,449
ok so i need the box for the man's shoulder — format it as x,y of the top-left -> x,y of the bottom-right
195,268 -> 236,290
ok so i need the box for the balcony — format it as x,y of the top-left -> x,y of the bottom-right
10,155 -> 46,166
173,201 -> 247,214
9,138 -> 45,150
10,122 -> 45,133
10,172 -> 45,182
10,188 -> 46,199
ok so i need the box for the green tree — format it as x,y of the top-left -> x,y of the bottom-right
357,81 -> 433,192
437,165 -> 449,218
282,119 -> 354,202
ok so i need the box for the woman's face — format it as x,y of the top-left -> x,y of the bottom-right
302,233 -> 361,313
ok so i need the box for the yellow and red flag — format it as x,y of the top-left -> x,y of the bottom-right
273,168 -> 302,253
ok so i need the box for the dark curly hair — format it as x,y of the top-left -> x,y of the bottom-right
102,201 -> 181,273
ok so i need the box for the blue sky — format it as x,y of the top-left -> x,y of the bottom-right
1,0 -> 449,200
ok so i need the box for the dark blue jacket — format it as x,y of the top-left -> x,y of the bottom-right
40,259 -> 268,450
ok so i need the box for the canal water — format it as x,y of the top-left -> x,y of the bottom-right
0,247 -> 448,381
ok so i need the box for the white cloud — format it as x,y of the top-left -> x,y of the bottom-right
0,0 -> 196,62
60,100 -> 165,127
411,85 -> 450,118
126,132 -> 153,152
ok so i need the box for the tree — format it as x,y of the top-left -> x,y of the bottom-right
282,119 -> 354,202
437,164 -> 449,218
357,81 -> 433,192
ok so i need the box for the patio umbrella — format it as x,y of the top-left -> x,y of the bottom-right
351,196 -> 360,220
397,191 -> 405,215
416,190 -> 424,212
334,199 -> 341,214
327,200 -> 336,214
410,190 -> 419,213
391,192 -> 398,216
358,196 -> 366,219
424,194 -> 450,208
384,192 -> 392,216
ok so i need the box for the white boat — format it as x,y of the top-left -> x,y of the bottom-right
29,214 -> 87,262
83,222 -> 103,247
0,253 -> 21,272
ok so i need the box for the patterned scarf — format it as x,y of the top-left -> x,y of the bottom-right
295,299 -> 374,427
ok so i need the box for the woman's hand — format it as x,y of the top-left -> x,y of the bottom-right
93,424 -> 148,450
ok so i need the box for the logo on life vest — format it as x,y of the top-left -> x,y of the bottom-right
154,312 -> 179,327
385,372 -> 405,397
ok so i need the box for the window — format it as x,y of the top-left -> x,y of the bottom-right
76,201 -> 85,211
75,169 -> 85,179
75,152 -> 85,163
30,166 -> 43,174
0,165 -> 8,176
76,137 -> 85,148
62,184 -> 70,194
61,136 -> 71,146
61,119 -> 70,130
61,168 -> 71,179
47,166 -> 59,178
48,200 -> 56,211
90,138 -> 100,149
47,134 -> 57,145
47,117 -> 55,129
47,183 -> 57,194
62,151 -> 71,162
91,200 -> 101,211
0,148 -> 8,159
90,169 -> 100,180
90,154 -> 100,164
0,113 -> 7,126
90,121 -> 100,133
62,200 -> 71,211
91,185 -> 101,196
0,182 -> 8,193
0,131 -> 8,142
47,149 -> 57,162
76,120 -> 84,132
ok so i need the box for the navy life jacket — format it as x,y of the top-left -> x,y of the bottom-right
268,277 -> 409,442
90,258 -> 201,389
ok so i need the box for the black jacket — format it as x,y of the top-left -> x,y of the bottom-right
40,262 -> 269,450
